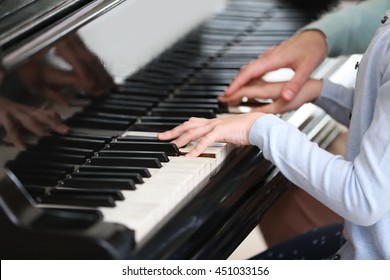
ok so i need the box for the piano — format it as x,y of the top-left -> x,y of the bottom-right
0,0 -> 355,259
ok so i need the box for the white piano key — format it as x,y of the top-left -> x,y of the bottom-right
328,54 -> 362,88
101,154 -> 225,244
285,103 -> 318,128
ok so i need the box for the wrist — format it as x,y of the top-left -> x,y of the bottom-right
305,79 -> 324,103
300,29 -> 328,56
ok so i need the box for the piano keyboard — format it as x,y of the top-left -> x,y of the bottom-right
0,0 -> 357,259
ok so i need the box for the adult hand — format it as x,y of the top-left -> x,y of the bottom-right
18,34 -> 114,105
158,113 -> 265,157
224,30 -> 327,101
55,34 -> 114,97
0,96 -> 70,148
220,78 -> 323,114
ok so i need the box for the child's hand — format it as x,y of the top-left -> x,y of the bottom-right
158,113 -> 265,157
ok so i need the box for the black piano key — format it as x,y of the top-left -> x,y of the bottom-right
71,172 -> 144,184
27,145 -> 95,157
50,188 -> 124,201
15,174 -> 59,187
108,92 -> 161,103
164,97 -> 218,104
165,98 -> 228,113
139,116 -> 189,123
89,156 -> 162,168
38,136 -> 107,151
91,98 -> 155,108
7,168 -> 67,180
85,104 -> 149,116
192,77 -> 235,85
66,117 -> 134,131
37,194 -> 116,208
6,161 -> 75,173
150,107 -> 215,118
16,151 -> 87,165
206,61 -> 244,69
24,185 -> 48,196
139,68 -> 190,78
62,177 -> 136,190
158,102 -> 220,113
128,76 -> 183,86
32,208 -> 103,229
175,91 -> 223,99
116,85 -> 171,97
71,111 -> 138,122
187,80 -> 230,86
131,122 -> 181,132
179,85 -> 226,92
109,141 -> 179,156
158,58 -> 208,69
77,165 -> 151,177
25,186 -> 124,201
98,150 -> 169,162
65,132 -> 114,143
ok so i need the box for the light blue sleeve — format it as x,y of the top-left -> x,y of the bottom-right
300,0 -> 390,56
249,91 -> 390,226
313,79 -> 354,127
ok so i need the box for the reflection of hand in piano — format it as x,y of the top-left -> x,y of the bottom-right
17,34 -> 114,105
0,96 -> 70,148
1,33 -> 115,147
55,34 -> 115,97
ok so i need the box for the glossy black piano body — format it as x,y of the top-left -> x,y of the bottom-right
0,0 -> 341,259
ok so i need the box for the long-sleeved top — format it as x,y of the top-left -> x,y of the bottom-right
302,0 -> 390,56
249,11 -> 390,259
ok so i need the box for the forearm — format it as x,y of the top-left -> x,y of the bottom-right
301,0 -> 390,56
249,114 -> 390,226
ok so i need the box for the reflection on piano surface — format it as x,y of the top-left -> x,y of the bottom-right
0,0 -> 354,259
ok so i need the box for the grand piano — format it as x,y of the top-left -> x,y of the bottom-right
0,0 -> 355,259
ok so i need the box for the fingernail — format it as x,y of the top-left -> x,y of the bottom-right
157,132 -> 165,139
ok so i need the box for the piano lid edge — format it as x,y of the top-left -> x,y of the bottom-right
1,0 -> 127,72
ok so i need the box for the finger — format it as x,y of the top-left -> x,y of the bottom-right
281,64 -> 314,101
251,99 -> 294,114
56,37 -> 100,95
43,67 -> 79,88
65,36 -> 112,96
3,113 -> 25,149
158,118 -> 208,141
225,54 -> 284,96
14,109 -> 51,137
185,132 -> 217,158
40,87 -> 68,106
33,109 -> 70,135
219,83 -> 283,106
171,122 -> 215,148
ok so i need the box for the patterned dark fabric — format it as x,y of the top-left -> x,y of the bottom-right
250,223 -> 344,260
